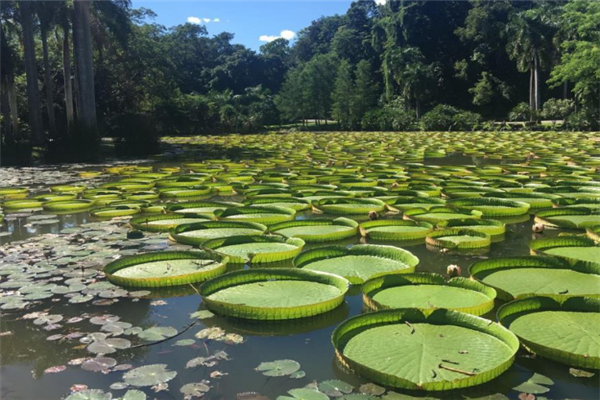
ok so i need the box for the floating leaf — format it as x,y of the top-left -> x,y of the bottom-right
65,389 -> 112,400
173,339 -> 196,347
122,390 -> 146,400
81,357 -> 117,372
281,388 -> 329,400
359,383 -> 385,396
318,380 -> 353,397
180,382 -> 211,399
123,364 -> 177,387
189,310 -> 214,319
137,326 -> 177,341
569,368 -> 595,378
291,370 -> 306,379
512,373 -> 554,394
256,359 -> 301,377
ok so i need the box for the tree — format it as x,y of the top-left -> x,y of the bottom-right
19,1 -> 45,149
548,0 -> 600,127
36,1 -> 60,138
0,10 -> 19,143
353,59 -> 378,129
331,60 -> 354,129
56,2 -> 75,131
73,0 -> 98,139
505,5 -> 557,117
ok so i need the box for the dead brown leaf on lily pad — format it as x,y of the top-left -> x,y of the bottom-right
237,392 -> 270,400
518,394 -> 535,400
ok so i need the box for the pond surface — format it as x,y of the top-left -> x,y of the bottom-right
1,132 -> 599,400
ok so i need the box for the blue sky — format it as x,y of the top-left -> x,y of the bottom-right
131,1 -> 355,50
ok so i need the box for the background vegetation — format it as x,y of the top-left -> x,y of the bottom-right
1,0 -> 599,162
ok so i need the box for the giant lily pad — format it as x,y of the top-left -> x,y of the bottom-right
498,296 -> 600,369
270,218 -> 359,242
534,207 -> 600,229
469,256 -> 600,300
200,269 -> 348,320
202,235 -> 305,264
359,220 -> 433,241
332,308 -> 519,391
295,245 -> 419,284
362,273 -> 496,316
169,220 -> 267,245
530,236 -> 600,269
103,250 -> 228,287
130,213 -> 210,232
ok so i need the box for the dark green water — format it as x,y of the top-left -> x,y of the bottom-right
0,155 -> 598,400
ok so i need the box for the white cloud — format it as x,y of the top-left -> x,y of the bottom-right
187,16 -> 221,24
259,30 -> 296,42
375,0 -> 387,5
280,30 -> 296,40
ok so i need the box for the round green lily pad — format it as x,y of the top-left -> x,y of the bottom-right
534,207 -> 600,229
130,213 -> 211,232
216,205 -> 296,225
359,220 -> 433,241
332,308 -> 519,391
362,273 -> 496,315
202,235 -> 305,264
498,296 -> 600,369
200,269 -> 349,320
530,236 -> 600,269
169,220 -> 267,245
447,198 -> 530,217
404,207 -> 482,223
294,244 -> 419,284
470,256 -> 600,300
104,250 -> 228,287
426,228 -> 491,249
270,217 -> 358,242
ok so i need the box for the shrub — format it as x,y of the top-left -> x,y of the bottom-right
541,98 -> 575,121
508,102 -> 537,122
420,104 -> 460,131
565,110 -> 594,131
453,111 -> 483,131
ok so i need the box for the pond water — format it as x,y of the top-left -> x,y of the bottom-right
1,133 -> 599,400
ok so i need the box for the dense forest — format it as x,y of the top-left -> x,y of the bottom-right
0,0 -> 599,162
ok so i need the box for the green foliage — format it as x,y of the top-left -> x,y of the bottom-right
541,98 -> 575,121
420,105 -> 481,131
508,102 -> 536,122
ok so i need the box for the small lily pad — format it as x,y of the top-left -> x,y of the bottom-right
256,359 -> 301,377
123,364 -> 177,387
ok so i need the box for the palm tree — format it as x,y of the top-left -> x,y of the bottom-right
56,2 -> 75,131
72,0 -> 97,139
36,1 -> 61,138
19,1 -> 45,149
0,9 -> 19,143
506,6 -> 556,116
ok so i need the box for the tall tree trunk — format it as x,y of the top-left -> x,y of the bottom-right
563,80 -> 568,100
533,53 -> 540,112
60,22 -> 75,131
6,73 -> 19,138
41,25 -> 57,138
20,1 -> 45,148
72,0 -> 98,139
529,67 -> 535,121
1,77 -> 13,144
